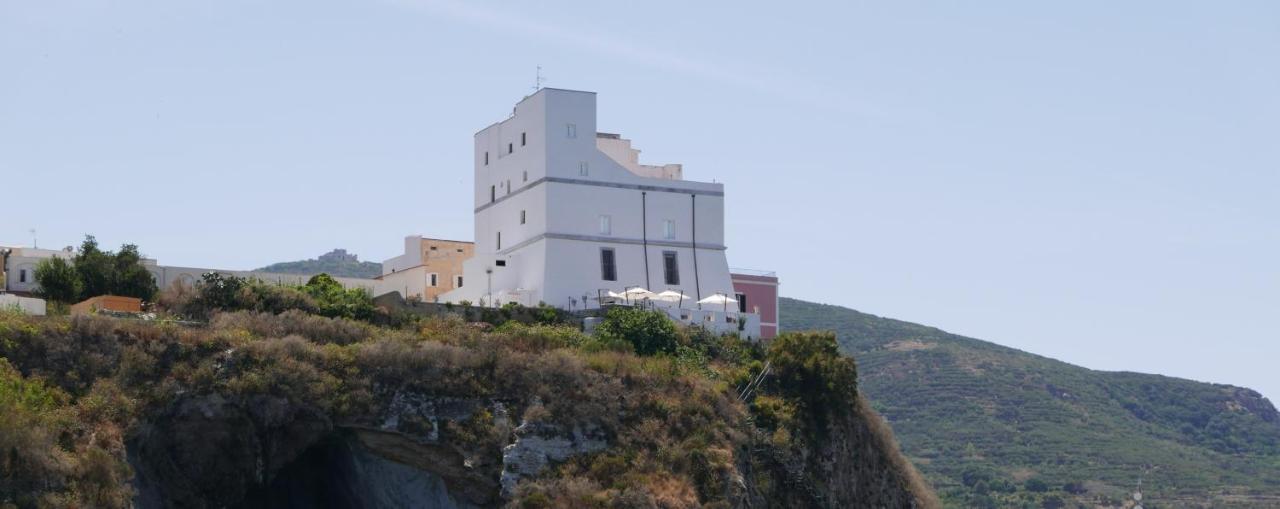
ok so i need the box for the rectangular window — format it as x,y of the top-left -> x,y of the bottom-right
579,161 -> 589,176
662,219 -> 675,240
600,248 -> 617,281
736,293 -> 748,313
567,124 -> 577,138
19,269 -> 27,283
599,215 -> 611,235
495,259 -> 506,267
455,275 -> 464,288
490,185 -> 495,203
430,246 -> 438,251
521,132 -> 526,146
520,210 -> 526,224
663,251 -> 680,285
496,231 -> 501,250
484,152 -> 489,165
522,170 -> 528,182
429,273 -> 438,287
508,143 -> 513,154
506,179 -> 511,194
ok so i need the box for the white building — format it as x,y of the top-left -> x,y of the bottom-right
441,89 -> 743,327
1,244 -> 377,296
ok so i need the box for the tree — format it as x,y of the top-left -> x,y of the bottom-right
112,244 -> 158,301
765,332 -> 858,423
304,274 -> 374,321
74,236 -> 113,299
33,257 -> 81,304
595,307 -> 678,356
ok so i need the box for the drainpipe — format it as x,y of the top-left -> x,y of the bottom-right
641,191 -> 651,289
691,194 -> 701,306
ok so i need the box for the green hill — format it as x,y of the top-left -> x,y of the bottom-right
256,249 -> 381,279
780,297 -> 1280,508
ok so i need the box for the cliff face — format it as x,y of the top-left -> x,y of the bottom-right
0,310 -> 936,508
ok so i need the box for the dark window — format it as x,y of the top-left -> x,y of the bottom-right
508,143 -> 513,154
455,276 -> 464,287
663,251 -> 680,285
600,248 -> 617,281
736,293 -> 748,313
496,231 -> 501,250
430,246 -> 437,251
19,269 -> 27,283
520,210 -> 526,224
430,273 -> 438,287
495,260 -> 507,267
490,185 -> 495,202
521,132 -> 526,146
484,152 -> 489,165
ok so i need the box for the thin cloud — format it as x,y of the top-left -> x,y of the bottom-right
382,0 -> 908,121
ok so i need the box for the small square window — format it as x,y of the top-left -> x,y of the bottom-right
430,246 -> 438,251
567,124 -> 577,138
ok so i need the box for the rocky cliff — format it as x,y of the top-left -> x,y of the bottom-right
0,309 -> 937,508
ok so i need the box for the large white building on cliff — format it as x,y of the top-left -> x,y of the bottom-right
441,89 -> 740,314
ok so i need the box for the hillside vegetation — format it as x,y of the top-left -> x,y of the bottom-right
256,249 -> 381,279
781,297 -> 1280,508
0,293 -> 936,508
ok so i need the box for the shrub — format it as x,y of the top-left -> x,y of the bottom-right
595,307 -> 678,356
765,332 -> 857,424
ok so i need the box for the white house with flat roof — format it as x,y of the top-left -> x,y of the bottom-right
441,89 -> 742,327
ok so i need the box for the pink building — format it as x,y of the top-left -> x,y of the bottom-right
731,270 -> 779,339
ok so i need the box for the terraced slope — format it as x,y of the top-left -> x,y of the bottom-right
780,297 -> 1280,508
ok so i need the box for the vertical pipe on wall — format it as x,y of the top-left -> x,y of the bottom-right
642,191 -> 651,289
691,194 -> 702,303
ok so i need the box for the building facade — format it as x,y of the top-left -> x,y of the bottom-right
731,270 -> 780,339
376,235 -> 474,302
0,244 -> 377,296
441,89 -> 737,314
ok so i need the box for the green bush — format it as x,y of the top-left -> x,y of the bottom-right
595,307 -> 678,356
765,332 -> 858,426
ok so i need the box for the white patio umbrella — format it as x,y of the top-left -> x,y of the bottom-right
620,287 -> 655,304
696,293 -> 738,312
653,290 -> 688,305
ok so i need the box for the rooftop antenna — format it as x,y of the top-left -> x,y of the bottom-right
28,228 -> 36,249
533,65 -> 545,91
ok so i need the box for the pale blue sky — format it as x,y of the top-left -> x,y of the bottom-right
3,1 -> 1277,400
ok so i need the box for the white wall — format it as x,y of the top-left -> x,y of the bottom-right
443,88 -> 736,311
0,294 -> 46,315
